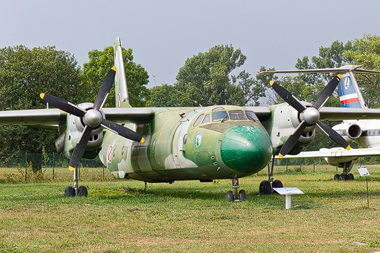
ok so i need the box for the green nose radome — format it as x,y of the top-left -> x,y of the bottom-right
220,126 -> 273,174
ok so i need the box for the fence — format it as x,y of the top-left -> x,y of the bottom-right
267,156 -> 380,175
0,152 -> 114,182
1,153 -> 380,182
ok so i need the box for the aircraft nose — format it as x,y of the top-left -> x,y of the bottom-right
220,126 -> 272,174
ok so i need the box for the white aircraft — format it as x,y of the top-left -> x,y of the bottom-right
262,65 -> 380,180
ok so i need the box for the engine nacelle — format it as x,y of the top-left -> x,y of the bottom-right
346,124 -> 362,140
63,103 -> 104,156
270,103 -> 315,152
333,122 -> 362,141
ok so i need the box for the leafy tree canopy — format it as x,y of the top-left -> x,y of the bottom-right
343,34 -> 380,108
0,45 -> 82,170
81,46 -> 149,107
174,44 -> 261,106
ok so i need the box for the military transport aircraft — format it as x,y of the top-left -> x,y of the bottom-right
263,65 -> 380,180
3,38 -> 380,201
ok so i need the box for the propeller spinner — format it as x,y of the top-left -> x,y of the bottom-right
40,67 -> 145,171
270,74 -> 350,158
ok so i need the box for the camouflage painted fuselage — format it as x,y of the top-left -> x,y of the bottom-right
99,105 -> 273,182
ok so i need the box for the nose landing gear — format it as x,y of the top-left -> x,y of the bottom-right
226,177 -> 247,202
64,166 -> 88,197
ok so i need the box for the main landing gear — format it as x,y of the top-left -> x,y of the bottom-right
333,161 -> 355,181
259,155 -> 283,195
64,166 -> 88,197
226,177 -> 247,202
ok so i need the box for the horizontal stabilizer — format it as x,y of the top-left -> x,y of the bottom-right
261,65 -> 380,75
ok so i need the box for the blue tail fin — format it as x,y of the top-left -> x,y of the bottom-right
337,72 -> 366,108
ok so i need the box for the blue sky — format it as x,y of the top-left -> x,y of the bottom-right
1,0 -> 379,88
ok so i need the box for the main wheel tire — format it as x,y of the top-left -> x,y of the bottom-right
226,190 -> 234,202
78,186 -> 88,197
339,174 -> 347,181
259,180 -> 271,195
239,190 -> 247,201
334,174 -> 340,180
272,180 -> 283,188
65,186 -> 75,197
347,173 -> 354,180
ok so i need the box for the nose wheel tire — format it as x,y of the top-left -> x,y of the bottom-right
64,185 -> 88,197
64,186 -> 75,197
272,179 -> 283,188
78,186 -> 88,197
259,180 -> 271,195
226,191 -> 234,202
239,190 -> 247,201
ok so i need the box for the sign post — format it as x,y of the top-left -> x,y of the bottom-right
273,187 -> 304,209
357,166 -> 370,208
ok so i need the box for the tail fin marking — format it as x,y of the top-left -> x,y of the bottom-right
337,72 -> 366,108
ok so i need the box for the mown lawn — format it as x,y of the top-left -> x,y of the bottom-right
1,170 -> 380,252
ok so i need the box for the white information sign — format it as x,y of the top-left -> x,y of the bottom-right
357,167 -> 370,177
273,187 -> 304,195
273,187 -> 304,209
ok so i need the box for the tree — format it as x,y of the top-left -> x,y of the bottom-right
146,84 -> 184,107
175,45 -> 255,106
343,34 -> 380,108
0,45 -> 82,171
81,46 -> 149,107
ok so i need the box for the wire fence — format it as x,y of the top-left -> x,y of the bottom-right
0,153 -> 379,183
0,152 -> 114,183
265,156 -> 380,175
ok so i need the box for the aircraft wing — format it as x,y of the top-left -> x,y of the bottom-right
102,108 -> 154,122
0,108 -> 154,129
244,106 -> 272,121
0,109 -> 65,129
319,107 -> 380,120
282,147 -> 380,159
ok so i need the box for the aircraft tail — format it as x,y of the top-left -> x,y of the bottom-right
337,72 -> 367,108
260,64 -> 380,109
114,37 -> 131,108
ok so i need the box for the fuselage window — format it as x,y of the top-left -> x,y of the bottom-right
245,111 -> 258,121
193,114 -> 204,127
212,111 -> 228,122
183,134 -> 187,144
229,110 -> 247,120
201,114 -> 211,124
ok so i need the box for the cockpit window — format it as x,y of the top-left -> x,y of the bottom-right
245,111 -> 258,121
212,111 -> 228,122
201,114 -> 211,124
193,114 -> 204,127
229,110 -> 247,120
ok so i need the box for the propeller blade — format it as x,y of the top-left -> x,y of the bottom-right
316,120 -> 351,150
93,67 -> 116,110
101,119 -> 145,143
40,93 -> 86,118
278,120 -> 307,158
270,81 -> 306,113
313,75 -> 341,110
68,126 -> 93,171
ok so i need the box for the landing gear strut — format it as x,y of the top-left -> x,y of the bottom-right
226,177 -> 247,202
64,166 -> 88,197
334,160 -> 355,181
259,155 -> 283,194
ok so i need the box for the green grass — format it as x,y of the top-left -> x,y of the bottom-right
1,170 -> 380,252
